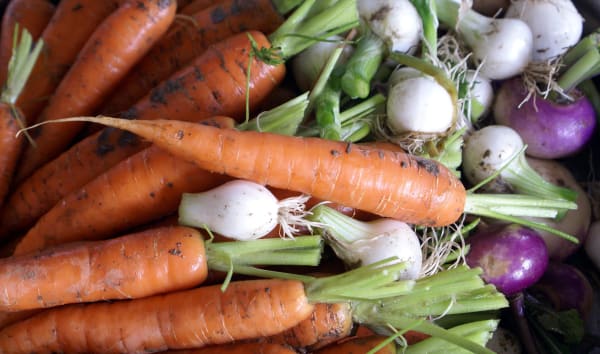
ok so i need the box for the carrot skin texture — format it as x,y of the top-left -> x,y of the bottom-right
314,335 -> 396,354
0,226 -> 208,311
14,0 -> 177,183
80,118 -> 467,227
0,30 -> 285,240
262,302 -> 354,351
0,105 -> 23,206
0,0 -> 55,86
15,0 -> 122,124
100,0 -> 284,115
179,0 -> 222,15
162,342 -> 298,353
12,118 -> 236,256
0,279 -> 314,353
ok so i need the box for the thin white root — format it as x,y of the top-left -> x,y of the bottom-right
277,194 -> 326,239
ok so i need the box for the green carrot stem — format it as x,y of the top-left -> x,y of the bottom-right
314,70 -> 343,140
405,320 -> 499,354
304,258 -> 416,302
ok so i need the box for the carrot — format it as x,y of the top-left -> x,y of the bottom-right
161,342 -> 298,354
99,0 -> 286,116
13,0 -> 177,183
0,30 -> 286,240
46,116 -> 467,227
0,224 -> 324,312
0,27 -> 43,207
14,0 -> 122,124
46,114 -> 578,238
0,0 -> 54,86
0,261 -> 409,353
0,278 -> 314,353
314,335 -> 396,354
261,302 -> 354,351
0,226 -> 208,312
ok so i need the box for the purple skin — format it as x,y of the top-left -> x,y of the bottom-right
466,223 -> 549,296
530,262 -> 594,320
494,77 -> 596,159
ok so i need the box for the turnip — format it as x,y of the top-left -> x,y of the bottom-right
308,203 -> 422,280
465,223 -> 549,296
461,125 -> 578,205
465,69 -> 494,123
493,30 -> 599,159
178,179 -> 318,240
435,0 -> 533,80
494,77 -> 596,159
386,66 -> 455,135
525,157 -> 592,260
505,0 -> 583,62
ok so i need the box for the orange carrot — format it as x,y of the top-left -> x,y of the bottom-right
0,0 -> 54,86
0,278 -> 315,353
0,103 -> 24,207
261,302 -> 354,351
11,118 -> 236,256
100,0 -> 285,115
46,116 -> 467,227
0,30 -> 286,240
314,335 -> 396,354
13,0 -> 177,182
0,225 -> 208,312
161,342 -> 298,354
14,0 -> 122,124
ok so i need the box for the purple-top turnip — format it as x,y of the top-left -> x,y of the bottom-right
494,77 -> 596,159
465,223 -> 549,296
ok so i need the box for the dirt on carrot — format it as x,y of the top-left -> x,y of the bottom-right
0,278 -> 314,353
100,0 -> 285,115
13,0 -> 177,183
46,116 -> 466,227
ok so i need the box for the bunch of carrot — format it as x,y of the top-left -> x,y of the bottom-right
0,0 -> 517,353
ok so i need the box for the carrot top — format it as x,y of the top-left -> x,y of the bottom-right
1,24 -> 43,144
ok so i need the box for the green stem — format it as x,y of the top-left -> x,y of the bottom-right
205,235 -> 323,285
340,27 -> 385,99
556,48 -> 600,93
578,79 -> 600,120
268,0 -> 359,60
271,0 -> 304,15
308,204 -> 372,243
237,91 -> 309,135
410,0 -> 439,59
1,25 -> 44,147
405,320 -> 499,354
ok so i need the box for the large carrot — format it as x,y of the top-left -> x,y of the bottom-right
43,114 -> 579,238
178,0 -> 222,15
48,116 -> 467,227
0,30 -> 286,240
13,0 -> 177,183
100,0 -> 288,115
0,225 -> 323,311
0,27 -> 43,207
0,0 -> 54,86
14,0 -> 122,124
0,261 -> 409,353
